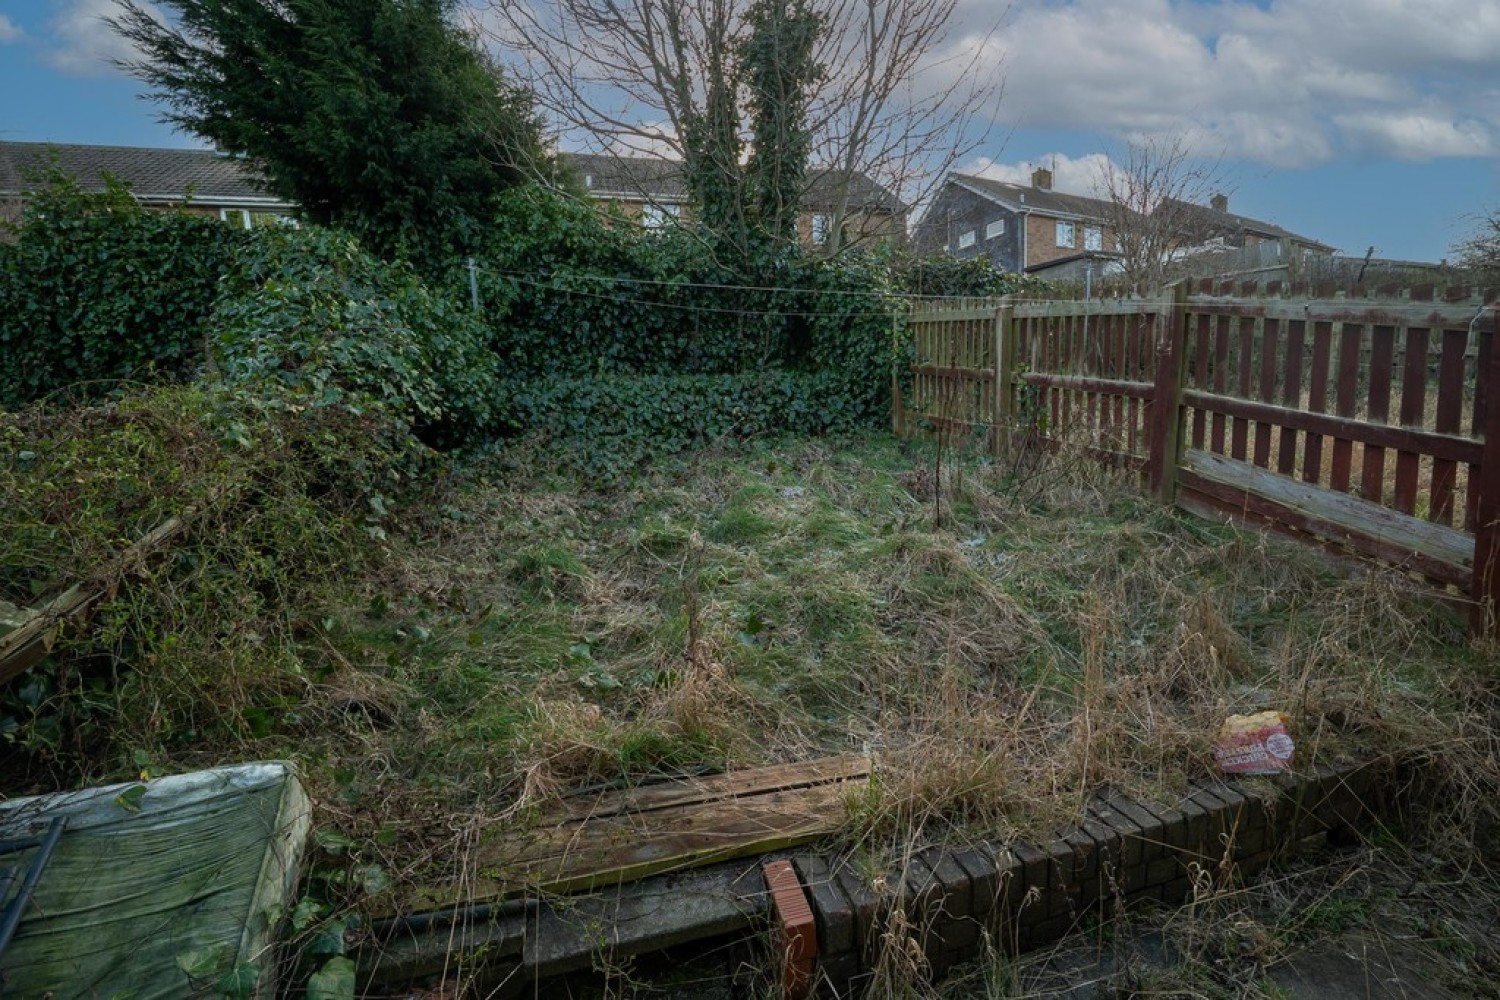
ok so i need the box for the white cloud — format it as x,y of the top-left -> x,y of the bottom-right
947,0 -> 1500,167
0,15 -> 23,43
44,0 -> 162,76
1335,112 -> 1496,161
962,152 -> 1116,196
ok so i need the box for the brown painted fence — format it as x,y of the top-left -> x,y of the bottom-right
899,283 -> 1500,633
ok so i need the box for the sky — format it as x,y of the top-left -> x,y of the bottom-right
1,0 -> 1498,262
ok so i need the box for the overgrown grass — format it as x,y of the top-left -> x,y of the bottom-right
3,400 -> 1496,980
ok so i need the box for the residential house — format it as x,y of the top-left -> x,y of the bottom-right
914,168 -> 1121,280
916,167 -> 1336,282
0,140 -> 298,229
1,141 -> 906,250
562,152 -> 908,247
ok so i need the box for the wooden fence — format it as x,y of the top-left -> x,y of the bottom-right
899,282 -> 1500,633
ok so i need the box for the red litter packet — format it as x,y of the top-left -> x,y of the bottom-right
1214,710 -> 1294,775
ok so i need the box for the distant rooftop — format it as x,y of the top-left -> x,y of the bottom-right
946,169 -> 1331,251
562,152 -> 907,214
0,140 -> 292,207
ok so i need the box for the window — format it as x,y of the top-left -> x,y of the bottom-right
641,203 -> 680,229
219,208 -> 298,230
957,229 -> 976,249
1055,221 -> 1075,249
985,219 -> 1005,240
1084,225 -> 1102,251
811,213 -> 831,245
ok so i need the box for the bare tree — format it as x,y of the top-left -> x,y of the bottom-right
477,0 -> 1003,252
1094,136 -> 1227,293
1451,209 -> 1500,280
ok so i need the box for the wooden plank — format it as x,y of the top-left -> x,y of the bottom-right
1191,312 -> 1210,449
1212,315 -> 1230,454
1232,314 -> 1254,461
1468,329 -> 1490,533
1361,325 -> 1396,502
398,763 -> 870,911
0,515 -> 189,687
549,755 -> 871,823
1303,321 -> 1333,485
1179,449 -> 1473,575
1255,318 -> 1279,468
1013,300 -> 1157,320
1179,390 -> 1481,464
1148,282 -> 1189,503
1431,327 -> 1467,525
1332,324 -> 1362,492
1279,320 -> 1306,476
1184,297 -> 1497,327
1394,326 -> 1429,515
1020,373 -> 1154,399
1176,488 -> 1469,589
1471,309 -> 1500,634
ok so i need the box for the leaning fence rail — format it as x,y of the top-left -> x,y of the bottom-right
898,282 -> 1500,634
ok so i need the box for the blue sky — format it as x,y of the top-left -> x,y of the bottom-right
2,0 -> 1498,262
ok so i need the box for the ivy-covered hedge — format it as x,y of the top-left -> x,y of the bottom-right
211,227 -> 499,445
0,173 -> 243,407
470,186 -> 908,475
1,176 -> 1039,479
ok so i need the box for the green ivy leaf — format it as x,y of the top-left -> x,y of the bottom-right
306,957 -> 356,1000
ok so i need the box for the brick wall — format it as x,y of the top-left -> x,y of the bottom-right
794,760 -> 1386,996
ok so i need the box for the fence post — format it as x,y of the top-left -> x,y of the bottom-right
993,300 -> 1014,457
1470,305 -> 1500,636
891,310 -> 906,437
1147,281 -> 1190,504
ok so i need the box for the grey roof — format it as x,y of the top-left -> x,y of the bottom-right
948,172 -> 1115,221
1161,196 -> 1335,252
0,141 -> 290,206
560,152 -> 906,214
944,171 -> 1332,252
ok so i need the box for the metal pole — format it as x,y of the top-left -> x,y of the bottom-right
0,816 -> 66,960
468,256 -> 481,311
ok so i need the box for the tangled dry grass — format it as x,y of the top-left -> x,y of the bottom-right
4,398 -> 1497,995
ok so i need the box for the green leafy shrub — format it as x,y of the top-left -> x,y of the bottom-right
0,171 -> 243,408
0,385 -> 394,776
474,185 -> 905,478
212,227 -> 500,446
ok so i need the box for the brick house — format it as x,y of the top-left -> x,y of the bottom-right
0,141 -> 298,229
563,152 -> 908,248
913,167 -> 1120,279
916,166 -> 1335,280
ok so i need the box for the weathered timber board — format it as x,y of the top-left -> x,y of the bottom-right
552,754 -> 870,822
0,515 -> 188,687
395,756 -> 869,913
1179,449 -> 1473,578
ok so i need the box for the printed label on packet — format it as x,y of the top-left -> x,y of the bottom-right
1214,710 -> 1294,775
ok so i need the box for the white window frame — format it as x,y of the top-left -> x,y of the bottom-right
1084,225 -> 1102,252
985,219 -> 1005,240
219,207 -> 252,230
957,229 -> 976,250
811,213 -> 831,245
1055,221 -> 1075,249
641,203 -> 679,230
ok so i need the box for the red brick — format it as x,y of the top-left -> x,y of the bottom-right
763,859 -> 817,1000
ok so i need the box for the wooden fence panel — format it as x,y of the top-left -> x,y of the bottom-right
901,292 -> 1498,633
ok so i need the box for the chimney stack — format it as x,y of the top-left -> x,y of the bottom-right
1031,167 -> 1053,191
1210,193 -> 1228,212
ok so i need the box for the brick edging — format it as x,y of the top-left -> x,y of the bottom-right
794,760 -> 1386,996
